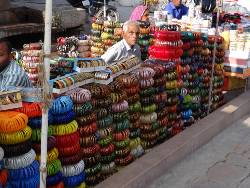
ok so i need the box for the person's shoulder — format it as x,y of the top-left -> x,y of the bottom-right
107,40 -> 125,52
7,61 -> 26,74
181,4 -> 189,11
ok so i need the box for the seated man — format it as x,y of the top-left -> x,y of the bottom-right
164,0 -> 189,20
101,20 -> 141,64
0,38 -> 32,91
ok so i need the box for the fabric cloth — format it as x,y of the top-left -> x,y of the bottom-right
130,5 -> 148,21
164,2 -> 189,19
101,39 -> 141,64
0,61 -> 32,91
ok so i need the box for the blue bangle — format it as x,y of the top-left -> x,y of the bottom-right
6,172 -> 39,188
52,110 -> 76,125
63,172 -> 86,187
7,160 -> 39,180
28,113 -> 53,129
50,96 -> 73,115
47,172 -> 63,186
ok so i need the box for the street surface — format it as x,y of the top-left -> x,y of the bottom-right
148,113 -> 250,188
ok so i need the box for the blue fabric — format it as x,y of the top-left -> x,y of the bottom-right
164,2 -> 189,19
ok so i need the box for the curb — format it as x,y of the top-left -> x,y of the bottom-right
96,90 -> 250,188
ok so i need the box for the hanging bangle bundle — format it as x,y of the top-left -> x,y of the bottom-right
98,135 -> 112,148
0,111 -> 28,133
79,122 -> 97,136
56,131 -> 79,148
111,100 -> 129,113
140,113 -> 157,124
63,172 -> 86,187
47,159 -> 62,176
73,102 -> 93,117
31,126 -> 53,142
51,96 -> 73,115
1,139 -> 31,158
97,115 -> 113,129
80,134 -> 97,147
60,153 -> 82,166
76,112 -> 97,126
61,160 -> 85,177
81,144 -> 100,158
3,149 -> 36,169
98,127 -> 112,139
52,120 -> 78,136
46,172 -> 63,187
0,126 -> 32,145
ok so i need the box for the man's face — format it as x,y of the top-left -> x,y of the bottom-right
0,42 -> 11,71
172,0 -> 181,7
123,24 -> 139,47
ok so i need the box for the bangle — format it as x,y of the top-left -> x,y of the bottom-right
33,136 -> 56,154
112,111 -> 129,122
28,113 -> 53,129
154,30 -> 181,41
110,92 -> 127,104
76,113 -> 97,126
100,152 -> 116,164
115,154 -> 133,166
112,100 -> 129,113
129,137 -> 141,149
52,110 -> 76,125
3,149 -> 36,169
61,160 -> 85,177
100,143 -> 115,156
81,144 -> 100,158
80,134 -> 97,147
97,115 -> 113,129
1,139 -> 32,158
52,120 -> 78,136
0,111 -> 28,133
47,159 -> 62,176
6,173 -> 39,188
115,146 -> 131,158
56,131 -> 80,148
100,162 -> 116,176
139,87 -> 156,97
130,121 -> 140,130
135,67 -> 155,79
85,163 -> 101,176
95,108 -> 110,119
31,126 -> 53,142
0,126 -> 32,145
98,135 -> 112,148
85,173 -> 101,186
130,129 -> 140,139
36,147 -> 59,164
92,97 -> 112,108
141,104 -> 157,113
125,86 -> 140,96
118,75 -> 139,87
51,96 -> 73,115
47,172 -> 63,187
0,147 -> 3,162
97,127 -> 112,139
83,154 -> 101,168
73,102 -> 93,117
60,153 -> 82,166
139,78 -> 154,89
58,143 -> 81,157
113,119 -> 130,133
129,113 -> 140,123
114,138 -> 130,149
85,84 -> 111,99
0,169 -> 7,187
67,88 -> 91,104
7,160 -> 39,180
140,112 -> 157,124
113,130 -> 129,142
127,94 -> 140,104
15,102 -> 42,118
63,172 -> 86,187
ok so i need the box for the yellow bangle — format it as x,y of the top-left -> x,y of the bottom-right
0,126 -> 32,145
52,120 -> 78,136
77,182 -> 86,188
36,147 -> 59,164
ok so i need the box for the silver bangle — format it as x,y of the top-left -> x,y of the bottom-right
61,160 -> 85,177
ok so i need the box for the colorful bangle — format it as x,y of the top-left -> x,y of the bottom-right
81,144 -> 100,158
112,111 -> 129,122
0,111 -> 28,133
6,173 -> 39,188
113,130 -> 129,142
60,153 -> 82,166
52,110 -> 76,125
47,159 -> 62,176
36,147 -> 59,164
47,172 -> 63,187
115,146 -> 131,158
0,126 -> 32,145
83,154 -> 101,168
28,114 -> 53,129
97,115 -> 113,129
95,108 -> 110,119
127,94 -> 140,104
98,135 -> 112,148
51,96 -> 73,115
15,102 -> 42,118
56,131 -> 80,148
98,127 -> 113,140
140,113 -> 157,124
63,172 -> 86,187
61,160 -> 85,177
31,126 -> 53,142
112,100 -> 129,113
58,143 -> 81,157
85,163 -> 101,176
52,120 -> 78,136
76,113 -> 97,126
32,136 -> 56,154
67,88 -> 91,104
80,134 -> 97,147
115,154 -> 133,166
73,102 -> 93,117
100,152 -> 115,164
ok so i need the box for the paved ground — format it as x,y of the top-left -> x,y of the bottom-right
148,113 -> 250,188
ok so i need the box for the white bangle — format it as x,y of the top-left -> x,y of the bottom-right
61,160 -> 85,177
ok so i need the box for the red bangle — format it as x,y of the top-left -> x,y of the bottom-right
78,122 -> 97,137
149,45 -> 183,59
15,102 -> 42,118
81,144 -> 100,157
100,143 -> 115,156
47,181 -> 64,188
154,30 -> 181,41
55,132 -> 80,148
113,130 -> 129,142
58,144 -> 81,157
60,152 -> 82,166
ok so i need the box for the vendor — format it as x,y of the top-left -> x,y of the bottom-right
0,38 -> 32,91
164,0 -> 188,20
130,5 -> 150,22
101,20 -> 141,64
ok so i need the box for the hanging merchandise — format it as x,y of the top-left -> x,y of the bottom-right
117,74 -> 144,159
109,79 -> 133,166
78,35 -> 91,58
57,36 -> 79,58
143,62 -> 169,142
66,88 -> 100,187
84,84 -> 116,183
21,42 -> 43,86
50,96 -> 86,187
91,18 -> 104,57
138,21 -> 151,61
0,111 -> 40,188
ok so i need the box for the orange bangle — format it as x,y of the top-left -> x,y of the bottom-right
15,102 -> 42,118
0,111 -> 28,133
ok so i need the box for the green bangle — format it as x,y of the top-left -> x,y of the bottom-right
114,138 -> 130,149
73,102 -> 93,116
113,119 -> 130,132
112,112 -> 129,122
98,135 -> 112,147
47,159 -> 62,176
129,101 -> 142,113
97,115 -> 113,129
141,104 -> 157,113
85,163 -> 102,176
31,126 -> 53,142
139,87 -> 156,97
100,152 -> 116,164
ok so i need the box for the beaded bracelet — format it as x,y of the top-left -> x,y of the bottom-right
83,154 -> 101,168
79,122 -> 97,137
47,159 -> 62,176
63,172 -> 86,187
98,127 -> 113,140
47,172 -> 63,187
81,144 -> 100,158
52,120 -> 78,136
31,126 -> 53,142
73,102 -> 93,117
7,160 -> 39,180
0,111 -> 28,133
80,134 -> 97,147
98,135 -> 112,148
6,172 -> 39,188
76,113 -> 97,126
51,96 -> 73,115
60,153 -> 82,166
1,139 -> 32,158
3,149 -> 36,169
0,126 -> 32,145
61,160 -> 85,177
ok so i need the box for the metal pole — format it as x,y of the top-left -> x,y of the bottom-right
104,0 -> 106,19
207,0 -> 222,114
40,0 -> 52,187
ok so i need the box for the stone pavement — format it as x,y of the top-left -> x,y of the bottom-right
148,113 -> 250,188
